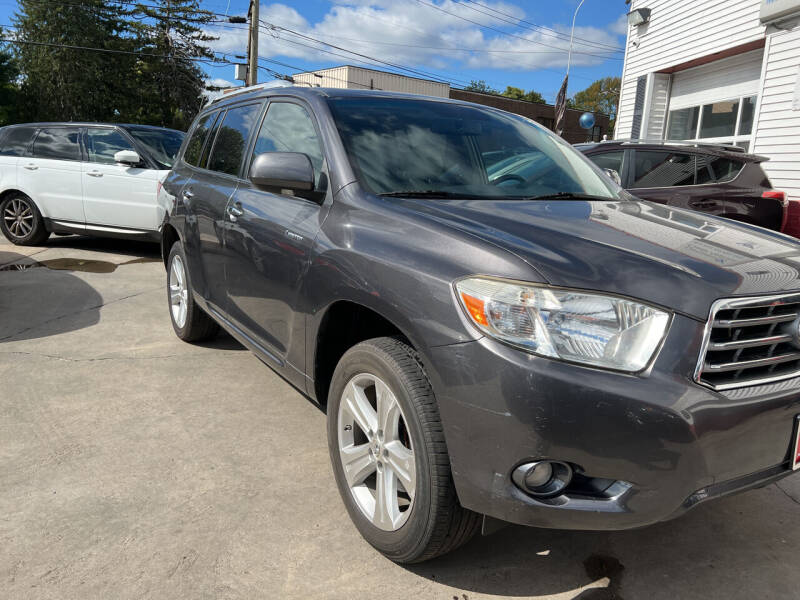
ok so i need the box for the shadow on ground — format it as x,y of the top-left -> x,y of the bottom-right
43,235 -> 162,259
0,250 -> 104,343
408,482 -> 799,598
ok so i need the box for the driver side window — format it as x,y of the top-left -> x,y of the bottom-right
250,102 -> 325,190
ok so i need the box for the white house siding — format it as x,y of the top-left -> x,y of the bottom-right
752,27 -> 800,201
293,66 -> 449,97
616,0 -> 765,139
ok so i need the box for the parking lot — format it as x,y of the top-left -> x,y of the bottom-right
1,234 -> 800,600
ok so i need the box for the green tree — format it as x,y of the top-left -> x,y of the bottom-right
569,76 -> 621,131
500,85 -> 546,104
464,79 -> 498,95
13,0 -> 136,121
0,33 -> 20,125
129,1 -> 218,130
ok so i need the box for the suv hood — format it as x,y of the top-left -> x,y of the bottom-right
402,198 -> 800,320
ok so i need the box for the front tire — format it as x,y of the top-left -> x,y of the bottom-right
327,337 -> 480,563
166,241 -> 219,342
0,194 -> 49,246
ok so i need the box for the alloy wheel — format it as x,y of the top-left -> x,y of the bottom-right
169,254 -> 189,328
3,198 -> 34,239
337,373 -> 416,532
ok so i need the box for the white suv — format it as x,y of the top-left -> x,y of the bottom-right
0,123 -> 184,245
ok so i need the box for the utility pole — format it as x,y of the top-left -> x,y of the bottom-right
248,0 -> 259,86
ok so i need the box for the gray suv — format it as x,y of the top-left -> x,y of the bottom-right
160,86 -> 800,563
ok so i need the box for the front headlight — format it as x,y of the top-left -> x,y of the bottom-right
455,277 -> 670,372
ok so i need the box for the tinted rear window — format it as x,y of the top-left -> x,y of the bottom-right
631,151 -> 695,188
32,128 -> 81,161
0,127 -> 36,156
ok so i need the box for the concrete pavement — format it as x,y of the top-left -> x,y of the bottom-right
2,235 -> 800,600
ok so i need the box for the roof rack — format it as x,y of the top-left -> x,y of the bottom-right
207,80 -> 294,105
605,139 -> 747,153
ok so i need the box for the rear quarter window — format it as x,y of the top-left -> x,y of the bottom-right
0,127 -> 36,156
183,113 -> 215,167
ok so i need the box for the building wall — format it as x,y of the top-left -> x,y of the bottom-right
293,66 -> 449,97
751,27 -> 800,203
617,0 -> 765,139
448,89 -> 611,144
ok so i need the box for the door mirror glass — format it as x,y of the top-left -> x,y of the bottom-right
114,150 -> 142,165
250,152 -> 314,192
603,168 -> 622,186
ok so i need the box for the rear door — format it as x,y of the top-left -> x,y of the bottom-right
18,127 -> 84,224
81,127 -> 161,231
184,102 -> 263,311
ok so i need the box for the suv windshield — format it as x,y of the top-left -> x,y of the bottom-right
327,96 -> 618,200
125,127 -> 185,169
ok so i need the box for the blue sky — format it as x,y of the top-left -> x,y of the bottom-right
3,0 -> 630,104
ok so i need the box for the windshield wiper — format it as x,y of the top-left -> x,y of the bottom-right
521,192 -> 614,201
378,190 -> 480,199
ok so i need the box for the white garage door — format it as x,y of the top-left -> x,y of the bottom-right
666,49 -> 764,149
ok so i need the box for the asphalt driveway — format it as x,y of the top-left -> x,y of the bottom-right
2,235 -> 800,600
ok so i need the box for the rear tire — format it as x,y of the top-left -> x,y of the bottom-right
327,337 -> 480,563
0,193 -> 49,246
166,241 -> 219,342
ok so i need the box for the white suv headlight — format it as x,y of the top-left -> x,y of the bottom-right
455,277 -> 670,372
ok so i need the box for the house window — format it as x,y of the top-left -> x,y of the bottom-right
666,95 -> 757,148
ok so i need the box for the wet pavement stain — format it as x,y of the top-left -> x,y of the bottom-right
0,256 -> 159,273
579,554 -> 625,600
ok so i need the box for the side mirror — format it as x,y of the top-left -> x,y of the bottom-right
603,168 -> 622,186
115,150 -> 142,166
250,152 -> 314,192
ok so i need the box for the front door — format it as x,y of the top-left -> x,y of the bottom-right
223,100 -> 329,369
81,127 -> 161,231
18,127 -> 84,225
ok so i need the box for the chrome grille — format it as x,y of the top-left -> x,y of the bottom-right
696,293 -> 800,391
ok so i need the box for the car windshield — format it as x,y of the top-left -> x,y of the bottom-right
125,127 -> 185,169
326,96 -> 619,200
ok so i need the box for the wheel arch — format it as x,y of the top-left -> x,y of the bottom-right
161,222 -> 181,269
311,299 -> 421,408
0,188 -> 44,217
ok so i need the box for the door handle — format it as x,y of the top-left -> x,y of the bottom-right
87,170 -> 103,177
227,204 -> 244,222
23,163 -> 38,171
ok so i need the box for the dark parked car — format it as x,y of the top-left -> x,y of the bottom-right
160,87 -> 800,563
576,139 -> 789,233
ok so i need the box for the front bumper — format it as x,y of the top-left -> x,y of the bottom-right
426,313 -> 800,530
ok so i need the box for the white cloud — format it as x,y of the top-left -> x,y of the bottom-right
207,1 -> 626,83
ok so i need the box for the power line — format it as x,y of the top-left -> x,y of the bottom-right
412,0 -> 622,61
260,21 -> 474,88
461,0 -> 625,52
0,35 -> 230,66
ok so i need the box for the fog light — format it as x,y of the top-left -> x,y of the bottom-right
512,461 -> 573,497
524,462 -> 553,488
